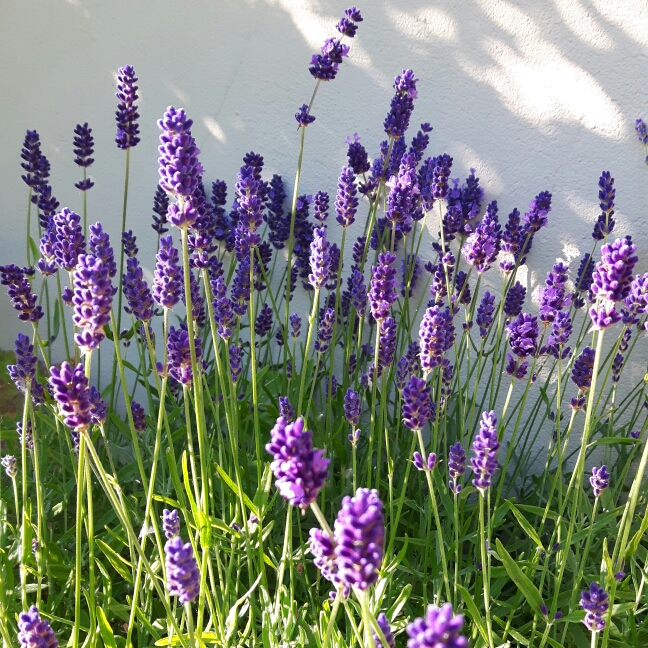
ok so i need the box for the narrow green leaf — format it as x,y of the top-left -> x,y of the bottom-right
495,539 -> 544,615
216,463 -> 259,517
506,500 -> 544,550
95,539 -> 133,584
456,584 -> 488,642
96,608 -> 118,648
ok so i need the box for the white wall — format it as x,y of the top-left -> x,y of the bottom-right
1,0 -> 648,368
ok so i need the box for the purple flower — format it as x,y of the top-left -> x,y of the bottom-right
373,613 -> 395,648
72,254 -> 115,352
571,346 -> 596,395
384,70 -> 419,138
337,7 -> 363,37
162,508 -> 180,539
419,305 -> 454,376
500,208 -> 522,272
401,375 -> 432,431
448,442 -> 466,494
590,465 -> 609,497
454,271 -> 471,306
540,262 -> 570,323
121,230 -> 138,258
369,252 -> 398,322
574,253 -> 595,303
89,386 -> 106,425
524,190 -> 552,233
413,451 -> 437,471
53,208 -> 86,271
123,256 -> 154,323
295,104 -> 316,127
580,583 -> 608,633
471,411 -> 500,491
167,326 -> 201,386
309,528 -> 344,593
334,487 -> 384,590
507,313 -> 539,358
18,606 -> 59,648
235,154 -> 266,246
0,264 -> 43,323
623,273 -> 648,324
315,308 -> 335,353
158,106 -> 203,199
8,333 -> 43,405
504,281 -> 526,318
348,267 -> 367,315
229,344 -> 242,383
278,396 -> 295,423
611,352 -> 624,383
505,353 -> 529,379
128,400 -> 145,432
406,603 -> 468,648
591,237 -> 638,303
346,134 -> 371,175
73,122 -> 94,190
115,65 -> 140,149
2,455 -> 17,477
344,388 -> 361,427
312,190 -> 329,224
592,171 -> 615,240
152,185 -> 170,235
153,235 -> 183,310
309,227 -> 332,289
476,292 -> 495,338
636,118 -> 648,144
165,536 -> 200,604
379,317 -> 397,367
430,154 -> 453,201
289,313 -> 302,339
49,362 -> 92,431
462,200 -> 501,273
88,222 -> 117,279
16,420 -> 33,451
385,153 -> 418,233
266,416 -> 329,508
352,236 -> 366,264
589,302 -> 622,330
255,303 -> 273,337
544,311 -> 572,359
335,167 -> 359,228
21,131 -> 43,190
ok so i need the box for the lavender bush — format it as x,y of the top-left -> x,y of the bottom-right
2,7 -> 648,648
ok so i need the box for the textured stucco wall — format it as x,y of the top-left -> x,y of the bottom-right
1,0 -> 648,374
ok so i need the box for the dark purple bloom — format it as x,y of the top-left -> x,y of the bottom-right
2,455 -> 17,477
476,292 -> 495,338
580,582 -> 608,633
408,123 -> 433,164
315,308 -> 335,353
574,253 -> 595,300
471,410 -> 500,491
504,281 -> 526,317
123,257 -> 154,323
462,200 -> 501,273
211,276 -> 235,340
229,344 -> 242,383
335,167 -> 359,228
344,388 -> 361,426
295,104 -> 316,127
53,208 -> 85,271
369,252 -> 398,321
115,65 -> 140,149
167,326 -> 201,386
636,118 -> 648,144
309,227 -> 332,290
312,190 -> 329,224
591,237 -> 638,303
352,237 -> 366,264
18,606 -> 58,648
121,230 -> 138,258
505,353 -> 529,379
454,271 -> 472,306
49,362 -> 92,431
507,313 -> 539,358
337,7 -> 362,37
162,508 -> 180,539
89,386 -> 106,425
612,352 -> 624,383
21,131 -> 43,190
592,171 -> 615,240
0,264 -> 43,322
419,305 -> 454,376
72,254 -> 114,352
373,613 -> 395,648
152,185 -> 170,235
378,317 -> 397,368
289,313 -> 302,339
73,122 -> 94,190
348,267 -> 367,315
540,262 -> 570,323
165,536 -> 200,604
153,235 -> 183,310
334,487 -> 384,590
413,451 -> 437,471
524,190 -> 552,233
385,152 -> 418,233
346,134 -> 371,175
8,333 -> 43,405
589,302 -> 622,330
88,222 -> 116,279
130,400 -> 146,432
278,396 -> 295,423
234,154 -> 266,246
384,69 -> 418,139
401,375 -> 431,430
590,465 -> 609,497
545,311 -> 572,359
255,303 -> 273,337
571,346 -> 596,393
158,106 -> 203,199
432,154 -> 453,200
266,416 -> 329,508
448,442 -> 466,494
406,603 -> 468,648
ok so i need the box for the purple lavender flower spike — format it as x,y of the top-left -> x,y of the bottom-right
167,326 -> 202,386
8,333 -> 43,405
73,122 -> 95,190
49,362 -> 92,431
379,316 -> 397,367
115,65 -> 140,149
571,346 -> 595,397
344,388 -> 361,427
544,311 -> 572,359
589,302 -> 622,330
162,508 -> 180,539
385,152 -> 418,234
540,262 -> 570,323
21,131 -> 43,190
346,134 -> 371,175
612,352 -> 623,383
369,252 -> 398,322
636,118 -> 648,144
123,256 -> 154,323
165,536 -> 200,604
0,264 -> 43,323
72,254 -> 114,352
53,208 -> 85,271
448,442 -> 466,494
152,185 -> 170,235
315,308 -> 335,353
309,227 -> 332,289
335,167 -> 359,228
130,401 -> 146,432
16,420 -> 34,451
384,69 -> 418,139
255,303 -> 273,338
462,200 -> 501,273
471,411 -> 500,491
499,207 -> 522,273
591,237 -> 638,303
309,528 -> 344,593
2,455 -> 17,477
476,292 -> 495,338
573,253 -> 594,308
406,602 -> 468,648
295,104 -> 316,127
590,465 -> 610,497
289,313 -> 302,339
592,171 -> 615,241
38,223 -> 58,276
229,344 -> 242,383
279,396 -> 295,423
266,416 -> 329,508
153,235 -> 183,310
89,223 -> 117,279
524,190 -> 552,233
121,230 -> 138,258
89,386 -> 106,425
18,606 -> 59,648
580,582 -> 608,633
311,191 -> 329,224
349,267 -> 367,315
352,236 -> 366,264
334,487 -> 384,590
504,281 -> 526,318
419,305 -> 454,376
373,613 -> 396,648
507,313 -> 539,359
623,272 -> 648,324
402,375 -> 432,430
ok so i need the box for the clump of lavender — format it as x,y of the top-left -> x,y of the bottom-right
504,281 -> 526,318
73,122 -> 95,190
229,344 -> 242,384
309,528 -> 344,594
88,223 -> 117,278
295,104 -> 316,128
590,465 -> 610,497
346,133 -> 371,175
406,603 -> 468,648
18,606 -> 59,648
165,536 -> 200,604
384,69 -> 418,139
570,346 -> 596,409
580,583 -> 608,633
385,152 -> 418,233
278,397 -> 295,423
413,451 -> 437,471
539,262 -> 569,323
115,65 -> 140,150
121,230 -> 138,258
448,442 -> 466,494
152,185 -> 170,235
266,417 -> 329,509
49,362 -> 92,432
471,411 -> 500,491
334,487 -> 384,590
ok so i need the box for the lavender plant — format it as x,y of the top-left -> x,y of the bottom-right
2,7 -> 648,648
